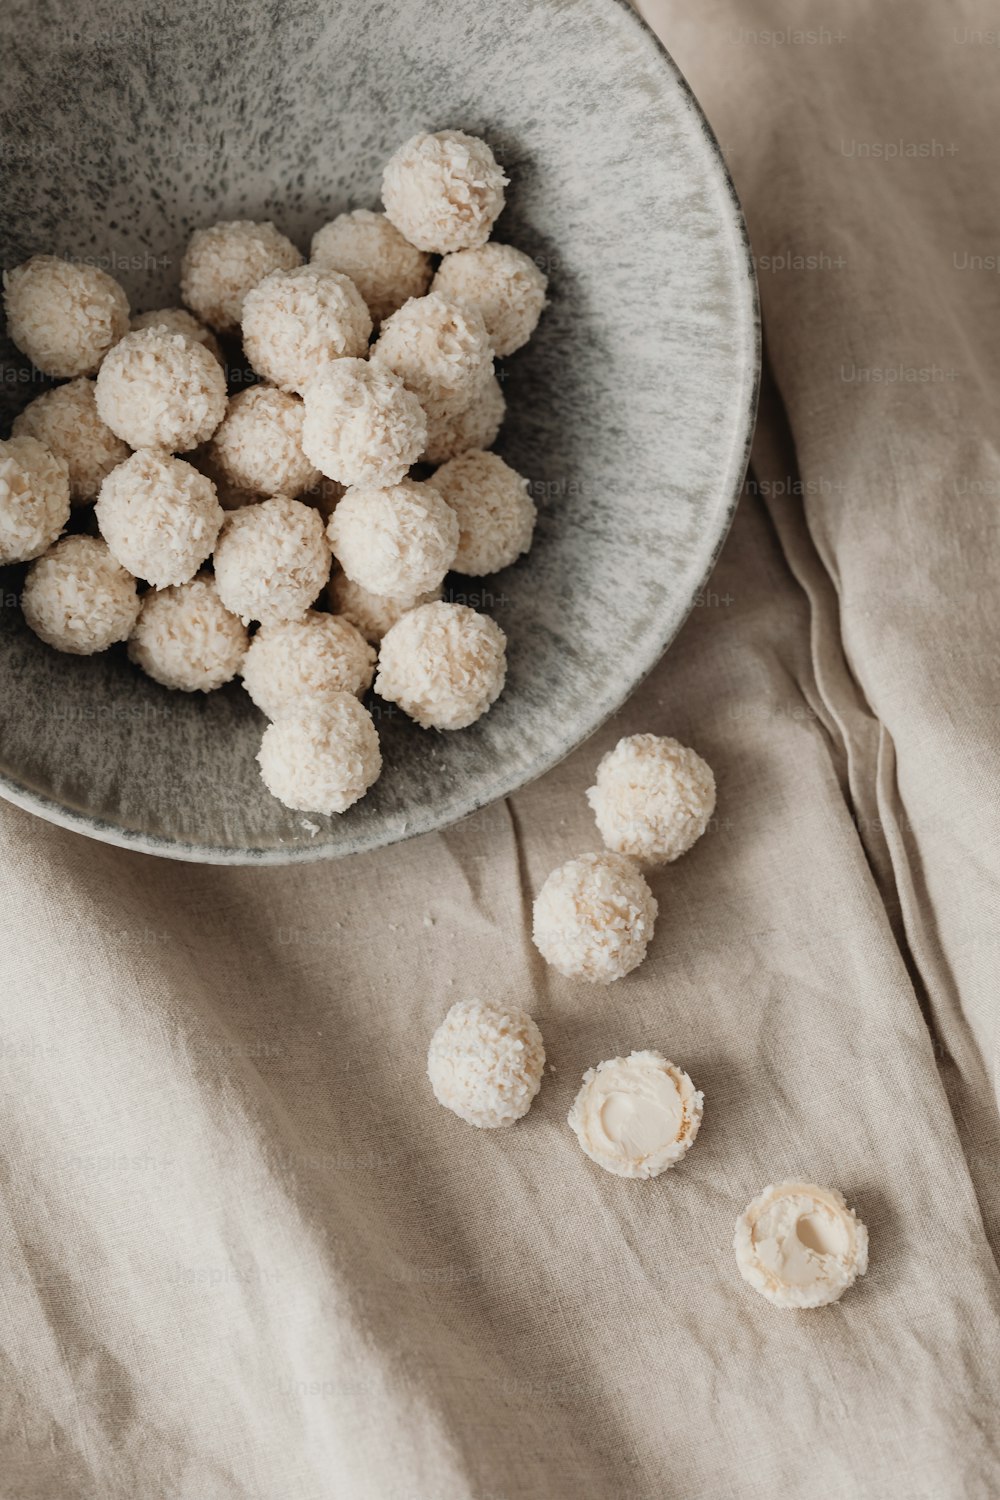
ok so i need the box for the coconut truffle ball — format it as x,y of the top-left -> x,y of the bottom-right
131,307 -> 224,364
3,255 -> 129,378
22,535 -> 139,654
532,852 -> 658,984
734,1183 -> 869,1310
96,450 -> 223,589
257,691 -> 381,813
327,479 -> 458,601
95,326 -> 227,452
568,1052 -> 703,1178
12,379 -> 129,506
242,609 -> 376,719
180,221 -> 303,334
127,573 -> 248,692
587,734 -> 716,865
427,450 -> 535,575
433,243 -> 548,358
427,998 -> 545,1129
375,600 -> 507,730
205,386 -> 320,499
0,435 -> 71,565
213,494 -> 330,625
326,569 -> 441,645
381,130 -> 508,254
301,359 -> 427,489
422,374 -> 505,465
371,292 -> 493,416
241,266 -> 372,395
310,209 -> 433,325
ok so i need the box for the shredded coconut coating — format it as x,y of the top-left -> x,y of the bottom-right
433,243 -> 547,357
427,449 -> 535,575
22,535 -> 139,654
95,326 -> 227,452
327,479 -> 458,601
532,852 -> 658,983
301,358 -> 427,488
370,292 -> 493,417
96,449 -> 223,589
325,569 -> 441,645
587,733 -> 716,865
241,608 -> 376,719
128,572 -> 248,692
213,494 -> 331,625
180,220 -> 303,334
375,600 -> 507,730
567,1051 -> 703,1178
381,131 -> 508,254
241,266 -> 372,394
422,374 -> 505,465
427,998 -> 545,1129
310,209 -> 433,325
2,255 -> 129,378
131,307 -> 224,364
206,386 -> 319,499
0,435 -> 71,565
11,379 -> 126,507
734,1183 -> 870,1309
256,691 -> 381,813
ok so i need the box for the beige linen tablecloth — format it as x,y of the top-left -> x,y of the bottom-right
3,1 -> 1000,1495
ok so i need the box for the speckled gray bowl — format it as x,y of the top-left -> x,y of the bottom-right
0,0 -> 758,864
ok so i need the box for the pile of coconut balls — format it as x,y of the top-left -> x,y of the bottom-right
0,129 -> 547,814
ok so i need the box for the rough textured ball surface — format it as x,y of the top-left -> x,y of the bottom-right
310,209 -> 432,325
96,450 -> 223,589
381,130 -> 508,254
427,998 -> 545,1129
181,221 -> 303,334
0,435 -> 71,565
532,852 -> 658,983
241,609 -> 376,719
433,243 -> 547,357
257,691 -> 381,814
206,386 -> 319,499
327,479 -> 458,601
213,494 -> 330,625
427,449 -> 536,575
568,1052 -> 703,1179
12,379 -> 129,506
22,535 -> 139,654
131,307 -> 224,364
95,326 -> 227,452
734,1183 -> 870,1310
587,734 -> 717,865
422,374 -> 505,465
241,266 -> 372,394
3,255 -> 129,378
370,292 -> 493,417
375,600 -> 507,730
127,573 -> 248,692
326,569 -> 441,645
301,358 -> 427,489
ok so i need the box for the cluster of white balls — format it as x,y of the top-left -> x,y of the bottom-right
0,129 -> 549,816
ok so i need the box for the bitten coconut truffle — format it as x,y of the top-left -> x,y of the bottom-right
128,573 -> 248,692
427,449 -> 535,574
327,479 -> 458,601
12,379 -> 129,505
213,494 -> 330,625
587,734 -> 716,865
181,220 -> 303,333
326,569 -> 441,645
0,435 -> 70,565
22,535 -> 139,654
532,852 -> 657,983
131,307 -> 224,364
241,266 -> 372,394
433,243 -> 547,357
95,326 -> 227,452
241,609 -> 376,719
3,255 -> 129,377
310,209 -> 433,325
301,358 -> 427,488
375,600 -> 507,730
568,1052 -> 703,1178
427,998 -> 545,1129
422,373 -> 505,465
381,130 -> 508,254
257,691 -> 381,813
371,292 -> 493,416
734,1183 -> 869,1309
96,450 -> 223,588
205,386 -> 319,499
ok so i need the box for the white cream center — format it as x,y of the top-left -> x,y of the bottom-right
753,1198 -> 853,1287
595,1068 -> 683,1161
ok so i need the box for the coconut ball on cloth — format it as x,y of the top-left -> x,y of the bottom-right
428,998 -> 545,1129
426,449 -> 535,574
213,494 -> 330,625
96,449 -> 223,589
21,535 -> 139,654
532,852 -> 657,983
12,379 -> 129,506
375,600 -> 507,730
734,1183 -> 870,1310
241,609 -> 376,719
381,130 -> 508,254
0,435 -> 70,565
325,569 -> 441,646
131,306 -> 224,364
422,373 -> 505,465
205,386 -> 319,500
370,291 -> 493,417
433,243 -> 547,357
241,266 -> 372,394
127,573 -> 248,692
180,220 -> 303,334
327,479 -> 458,601
587,733 -> 716,865
2,255 -> 129,378
568,1052 -> 703,1178
95,326 -> 227,452
257,690 -> 381,814
310,209 -> 433,325
301,358 -> 427,489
